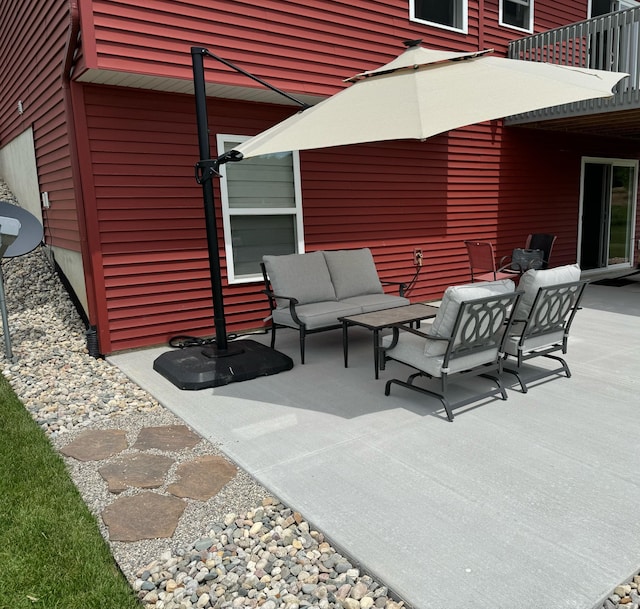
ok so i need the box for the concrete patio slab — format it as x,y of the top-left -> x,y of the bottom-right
109,281 -> 640,609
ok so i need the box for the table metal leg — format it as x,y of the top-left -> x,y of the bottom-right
373,329 -> 380,379
342,321 -> 349,368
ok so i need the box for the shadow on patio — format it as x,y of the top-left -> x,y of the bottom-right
110,279 -> 640,609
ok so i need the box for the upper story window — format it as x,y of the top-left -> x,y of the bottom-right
217,135 -> 304,284
590,0 -> 639,16
500,0 -> 533,33
410,0 -> 468,33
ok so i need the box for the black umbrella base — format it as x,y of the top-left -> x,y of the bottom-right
153,339 -> 294,390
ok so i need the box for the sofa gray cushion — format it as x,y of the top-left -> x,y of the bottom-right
341,293 -> 409,313
272,301 -> 362,330
323,248 -> 383,300
263,251 -> 336,308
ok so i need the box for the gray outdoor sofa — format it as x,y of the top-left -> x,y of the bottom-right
261,248 -> 409,363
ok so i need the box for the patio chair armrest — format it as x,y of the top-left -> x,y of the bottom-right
384,323 -> 449,351
381,280 -> 408,297
390,322 -> 449,341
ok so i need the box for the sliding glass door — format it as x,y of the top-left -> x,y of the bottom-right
579,158 -> 638,270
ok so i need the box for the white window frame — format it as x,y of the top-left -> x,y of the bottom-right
217,134 -> 305,284
499,0 -> 534,33
410,0 -> 468,34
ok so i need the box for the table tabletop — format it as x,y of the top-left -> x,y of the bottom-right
339,303 -> 439,330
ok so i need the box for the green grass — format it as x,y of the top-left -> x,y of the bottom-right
0,375 -> 141,609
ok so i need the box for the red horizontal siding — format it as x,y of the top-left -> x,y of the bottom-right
0,0 -> 80,252
80,0 -> 595,102
83,0 -> 515,98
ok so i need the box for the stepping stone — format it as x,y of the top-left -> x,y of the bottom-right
102,492 -> 185,541
60,429 -> 128,461
167,455 -> 237,501
99,453 -> 174,493
133,425 -> 201,451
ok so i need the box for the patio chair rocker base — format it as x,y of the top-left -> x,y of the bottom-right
385,370 -> 508,422
502,353 -> 571,394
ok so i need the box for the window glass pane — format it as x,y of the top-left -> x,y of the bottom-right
230,215 -> 296,276
591,0 -> 614,16
608,166 -> 634,265
503,0 -> 530,28
415,0 -> 459,28
224,148 -> 296,209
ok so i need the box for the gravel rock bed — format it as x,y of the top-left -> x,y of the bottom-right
0,181 -> 413,608
2,178 -> 639,609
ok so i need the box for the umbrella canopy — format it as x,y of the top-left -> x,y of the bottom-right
231,41 -> 628,160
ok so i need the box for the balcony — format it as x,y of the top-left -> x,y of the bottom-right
506,6 -> 640,141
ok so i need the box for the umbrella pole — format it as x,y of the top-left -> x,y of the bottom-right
191,47 -> 230,353
152,47 -> 297,389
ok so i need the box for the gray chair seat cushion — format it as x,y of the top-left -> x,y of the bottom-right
382,331 -> 500,377
503,329 -> 565,356
272,301 -> 362,330
340,293 -> 410,313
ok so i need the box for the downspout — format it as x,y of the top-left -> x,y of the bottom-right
62,0 -> 101,356
478,0 -> 485,50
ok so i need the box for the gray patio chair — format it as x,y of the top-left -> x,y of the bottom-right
502,278 -> 588,393
382,285 -> 521,421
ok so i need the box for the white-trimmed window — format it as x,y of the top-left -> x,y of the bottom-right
217,135 -> 304,284
500,0 -> 534,33
590,0 -> 640,17
410,0 -> 468,33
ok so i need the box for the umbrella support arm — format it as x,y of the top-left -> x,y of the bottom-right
196,47 -> 311,111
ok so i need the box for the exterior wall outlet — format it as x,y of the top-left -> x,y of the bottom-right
413,248 -> 423,266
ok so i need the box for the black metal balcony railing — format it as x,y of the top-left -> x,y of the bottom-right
507,6 -> 640,124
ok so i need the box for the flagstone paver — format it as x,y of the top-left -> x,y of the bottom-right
133,424 -> 201,451
60,429 -> 128,461
102,492 -> 186,541
98,453 -> 174,493
60,425 -> 244,542
167,455 -> 237,501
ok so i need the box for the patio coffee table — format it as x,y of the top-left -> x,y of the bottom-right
339,303 -> 439,379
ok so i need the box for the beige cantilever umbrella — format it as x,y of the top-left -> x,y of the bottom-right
231,41 -> 627,160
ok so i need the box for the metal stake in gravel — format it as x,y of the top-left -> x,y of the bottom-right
0,201 -> 44,358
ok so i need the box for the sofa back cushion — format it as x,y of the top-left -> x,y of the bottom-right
263,251 -> 336,308
517,264 -> 581,318
323,248 -> 383,300
425,279 -> 516,356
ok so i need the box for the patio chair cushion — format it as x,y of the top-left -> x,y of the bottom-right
263,251 -> 336,308
503,329 -> 565,356
272,301 -> 362,331
517,264 -> 581,318
425,279 -> 516,356
341,293 -> 409,313
381,330 -> 500,377
324,248 -> 383,300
